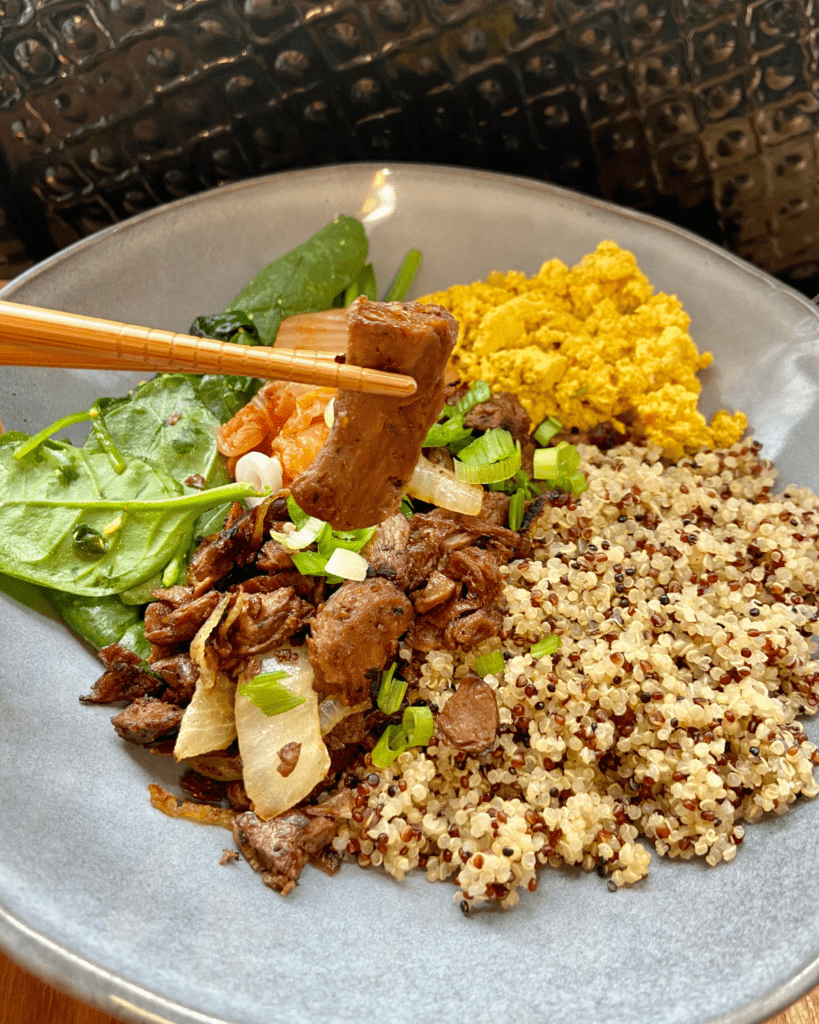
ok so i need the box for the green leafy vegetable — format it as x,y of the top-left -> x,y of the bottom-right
189,310 -> 260,347
48,589 -> 153,662
13,410 -> 91,461
0,434 -> 256,595
238,670 -> 306,717
224,215 -> 368,345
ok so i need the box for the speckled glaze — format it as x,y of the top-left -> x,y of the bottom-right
1,164 -> 818,1024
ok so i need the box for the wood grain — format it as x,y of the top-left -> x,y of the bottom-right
2,945 -> 819,1024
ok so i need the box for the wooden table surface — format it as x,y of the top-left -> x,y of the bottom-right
1,945 -> 818,1024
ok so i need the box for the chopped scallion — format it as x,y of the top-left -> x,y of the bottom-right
383,249 -> 422,302
531,634 -> 561,659
534,415 -> 561,447
371,723 -> 409,769
454,440 -> 521,485
238,670 -> 306,717
508,488 -> 525,531
291,550 -> 329,576
403,705 -> 434,747
423,418 -> 473,449
453,379 -> 491,417
270,516 -> 328,551
457,427 -> 515,466
377,663 -> 407,714
370,703 -> 435,768
473,651 -> 505,677
286,494 -> 308,528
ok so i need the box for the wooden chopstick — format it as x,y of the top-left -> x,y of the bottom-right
0,301 -> 416,398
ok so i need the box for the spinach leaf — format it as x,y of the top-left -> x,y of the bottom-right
48,589 -> 152,661
0,436 -> 255,595
189,310 -> 259,347
224,215 -> 368,344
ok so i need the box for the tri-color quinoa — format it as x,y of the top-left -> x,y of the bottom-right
331,438 -> 819,910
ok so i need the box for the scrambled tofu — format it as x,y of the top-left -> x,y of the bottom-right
420,240 -> 746,461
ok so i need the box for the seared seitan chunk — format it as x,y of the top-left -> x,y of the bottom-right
291,298 -> 457,529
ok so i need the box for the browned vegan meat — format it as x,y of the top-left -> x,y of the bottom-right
256,538 -> 295,574
143,586 -> 222,647
276,742 -> 301,778
151,653 -> 199,705
214,587 -> 312,665
186,499 -> 271,596
444,607 -> 503,649
404,509 -> 521,591
434,673 -> 499,755
307,578 -> 413,705
80,643 -> 162,705
291,298 -> 457,530
110,696 -> 185,745
232,789 -> 353,895
362,513 -> 412,586
412,570 -> 457,615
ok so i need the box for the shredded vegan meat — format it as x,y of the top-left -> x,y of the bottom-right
290,297 -> 457,529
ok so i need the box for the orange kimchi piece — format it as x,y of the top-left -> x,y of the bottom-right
216,380 -> 336,487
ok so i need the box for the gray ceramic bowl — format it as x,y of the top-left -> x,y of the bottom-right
1,164 -> 818,1024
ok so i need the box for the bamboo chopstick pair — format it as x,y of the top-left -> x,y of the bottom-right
0,301 -> 416,398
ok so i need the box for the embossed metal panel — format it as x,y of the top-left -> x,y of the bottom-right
0,0 -> 817,294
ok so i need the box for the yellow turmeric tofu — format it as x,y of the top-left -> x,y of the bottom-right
421,240 -> 746,461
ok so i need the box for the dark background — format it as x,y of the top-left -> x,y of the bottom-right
1,0 -> 817,296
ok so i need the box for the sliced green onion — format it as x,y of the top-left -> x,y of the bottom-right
324,546 -> 368,581
534,415 -> 561,447
291,550 -> 329,576
377,663 -> 407,714
454,441 -> 521,485
402,705 -> 434,747
533,445 -> 559,479
531,634 -> 561,659
473,651 -> 505,677
566,470 -> 589,496
371,723 -> 408,769
533,441 -> 580,480
383,248 -> 422,302
423,418 -> 473,449
238,671 -> 306,717
508,488 -> 525,531
318,524 -> 376,557
457,427 -> 515,466
453,379 -> 491,417
287,494 -> 309,528
270,516 -> 329,551
371,703 -> 435,768
400,495 -> 414,518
